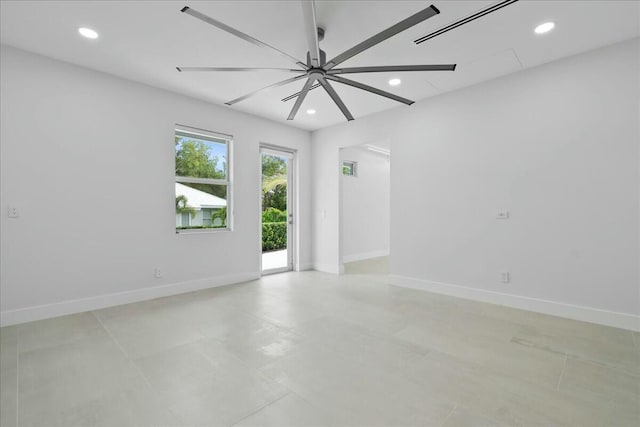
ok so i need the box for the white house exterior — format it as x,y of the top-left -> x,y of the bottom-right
175,182 -> 226,227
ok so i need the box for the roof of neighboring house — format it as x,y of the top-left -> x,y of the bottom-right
175,182 -> 226,209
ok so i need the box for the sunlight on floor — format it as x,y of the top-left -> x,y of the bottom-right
262,249 -> 288,271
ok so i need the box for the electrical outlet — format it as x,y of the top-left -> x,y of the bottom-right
154,268 -> 163,279
8,204 -> 19,218
496,210 -> 509,219
500,271 -> 510,283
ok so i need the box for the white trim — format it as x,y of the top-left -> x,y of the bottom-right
175,124 -> 232,142
0,272 -> 260,327
259,144 -> 297,274
313,262 -> 342,274
343,250 -> 390,263
261,147 -> 294,159
296,262 -> 313,271
175,176 -> 228,186
390,275 -> 640,332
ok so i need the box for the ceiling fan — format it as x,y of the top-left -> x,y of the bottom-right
177,0 -> 518,122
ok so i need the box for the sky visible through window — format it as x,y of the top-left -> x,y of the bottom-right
175,136 -> 226,175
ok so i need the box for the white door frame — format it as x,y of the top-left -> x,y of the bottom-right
260,144 -> 296,275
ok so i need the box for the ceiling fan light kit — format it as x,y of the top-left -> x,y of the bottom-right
178,0 -> 519,122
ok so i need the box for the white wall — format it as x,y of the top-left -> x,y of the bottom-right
340,146 -> 390,263
312,38 -> 639,329
0,45 -> 312,325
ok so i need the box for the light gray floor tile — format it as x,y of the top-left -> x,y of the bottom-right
17,312 -> 103,354
396,315 -> 565,388
441,406 -> 504,427
233,392 -> 340,427
5,270 -> 638,426
559,358 -> 640,410
510,318 -> 639,375
135,340 -> 288,426
296,316 -> 428,374
18,383 -> 180,427
398,350 -> 489,405
0,324 -> 18,425
0,326 -> 18,373
245,295 -> 328,331
214,317 -> 304,369
465,369 -> 636,427
18,332 -> 148,425
95,302 -> 204,359
260,341 -> 455,426
330,296 -> 409,335
344,256 -> 389,275
0,367 -> 17,427
561,333 -> 639,375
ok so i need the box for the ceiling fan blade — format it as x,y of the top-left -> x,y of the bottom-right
327,64 -> 456,74
414,0 -> 518,44
287,77 -> 316,120
181,6 -> 308,69
318,78 -> 354,121
282,83 -> 322,102
225,74 -> 307,106
324,4 -> 440,70
325,75 -> 413,105
177,67 -> 308,72
301,0 -> 321,67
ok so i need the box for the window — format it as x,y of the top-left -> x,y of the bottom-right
175,125 -> 232,232
342,161 -> 357,177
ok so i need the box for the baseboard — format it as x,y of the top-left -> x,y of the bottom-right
343,250 -> 389,264
390,275 -> 640,332
0,272 -> 260,327
313,262 -> 342,274
296,262 -> 314,271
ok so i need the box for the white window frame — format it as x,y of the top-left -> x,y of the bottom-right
175,124 -> 233,233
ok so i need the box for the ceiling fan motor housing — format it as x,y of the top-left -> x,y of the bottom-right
307,48 -> 327,68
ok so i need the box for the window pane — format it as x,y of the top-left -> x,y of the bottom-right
175,182 -> 228,229
343,161 -> 356,176
175,134 -> 227,180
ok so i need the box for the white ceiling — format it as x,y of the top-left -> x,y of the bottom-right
1,1 -> 638,131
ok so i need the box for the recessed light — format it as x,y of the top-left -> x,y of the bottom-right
534,22 -> 555,35
306,109 -> 316,115
78,27 -> 99,39
388,78 -> 401,86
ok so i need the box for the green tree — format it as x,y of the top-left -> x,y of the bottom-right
175,195 -> 196,218
262,207 -> 286,223
175,137 -> 226,198
211,207 -> 227,227
261,155 -> 285,176
261,155 -> 287,211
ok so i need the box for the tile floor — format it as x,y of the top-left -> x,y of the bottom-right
0,270 -> 638,426
343,256 -> 389,275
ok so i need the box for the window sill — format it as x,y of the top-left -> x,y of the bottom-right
176,228 -> 231,235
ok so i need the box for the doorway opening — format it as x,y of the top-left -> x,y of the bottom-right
339,142 -> 391,275
260,146 -> 295,274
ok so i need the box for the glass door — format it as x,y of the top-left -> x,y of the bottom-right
261,147 -> 294,274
